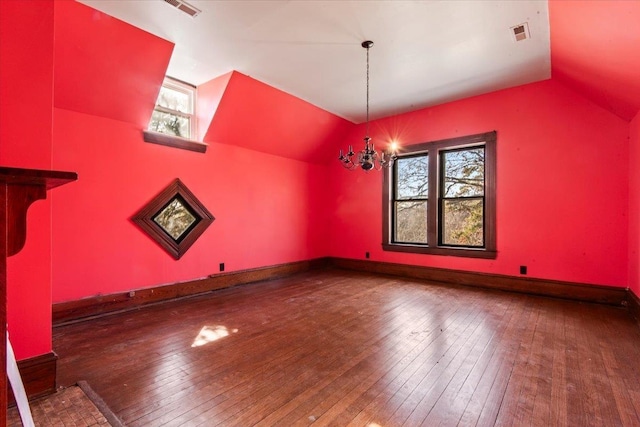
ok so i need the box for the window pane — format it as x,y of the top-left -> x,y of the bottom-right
396,155 -> 428,200
442,199 -> 484,246
443,148 -> 484,197
395,201 -> 427,243
157,85 -> 192,113
149,110 -> 190,138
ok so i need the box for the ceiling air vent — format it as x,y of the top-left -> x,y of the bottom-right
510,22 -> 530,42
163,0 -> 201,18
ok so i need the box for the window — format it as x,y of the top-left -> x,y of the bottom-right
383,131 -> 496,258
148,77 -> 196,139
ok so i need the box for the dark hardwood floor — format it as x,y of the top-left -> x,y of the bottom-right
53,269 -> 640,426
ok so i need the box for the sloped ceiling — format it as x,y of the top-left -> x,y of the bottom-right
54,1 -> 173,128
202,71 -> 352,164
549,0 -> 640,121
53,1 -> 351,164
52,0 -> 640,166
79,0 -> 551,123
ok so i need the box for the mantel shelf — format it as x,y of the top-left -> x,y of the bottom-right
0,167 -> 78,190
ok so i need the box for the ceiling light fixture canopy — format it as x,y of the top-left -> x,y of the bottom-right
339,40 -> 397,171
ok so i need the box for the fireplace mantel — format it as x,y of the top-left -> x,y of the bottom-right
0,166 -> 77,420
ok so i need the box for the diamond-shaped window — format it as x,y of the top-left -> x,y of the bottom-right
153,196 -> 198,242
133,179 -> 214,259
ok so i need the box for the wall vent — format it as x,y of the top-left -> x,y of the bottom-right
163,0 -> 201,18
510,22 -> 530,42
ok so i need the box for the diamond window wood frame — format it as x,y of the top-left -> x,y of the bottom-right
132,179 -> 214,259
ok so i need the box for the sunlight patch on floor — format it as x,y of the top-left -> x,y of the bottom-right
191,325 -> 238,347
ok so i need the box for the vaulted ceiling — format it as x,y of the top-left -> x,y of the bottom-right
57,1 -> 640,164
79,0 -> 552,123
78,0 -> 640,124
549,0 -> 640,121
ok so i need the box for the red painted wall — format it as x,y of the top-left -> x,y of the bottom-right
197,72 -> 233,140
329,79 -> 630,287
630,111 -> 640,297
47,1 -> 333,303
51,108 -> 329,302
0,0 -> 55,359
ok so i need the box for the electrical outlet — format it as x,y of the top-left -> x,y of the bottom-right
219,263 -> 225,272
128,291 -> 135,298
520,265 -> 527,275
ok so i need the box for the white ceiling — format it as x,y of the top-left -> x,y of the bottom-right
79,0 -> 550,123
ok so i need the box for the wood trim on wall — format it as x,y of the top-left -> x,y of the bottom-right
143,130 -> 208,153
328,257 -> 628,306
8,352 -> 57,405
53,256 -> 637,327
629,289 -> 640,328
53,258 -> 328,324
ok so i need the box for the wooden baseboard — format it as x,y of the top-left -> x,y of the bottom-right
53,258 -> 328,324
328,257 -> 628,306
53,256 -> 634,324
629,289 -> 640,328
8,352 -> 57,405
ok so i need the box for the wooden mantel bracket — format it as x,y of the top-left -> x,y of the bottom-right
0,166 -> 77,421
1,167 -> 77,255
7,185 -> 46,256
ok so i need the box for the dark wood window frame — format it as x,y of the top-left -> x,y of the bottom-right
132,178 -> 214,260
383,131 -> 496,259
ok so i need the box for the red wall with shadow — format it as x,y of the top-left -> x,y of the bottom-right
0,0 -> 55,359
329,79 -> 630,288
630,112 -> 640,297
49,2 -> 334,305
51,109 -> 330,301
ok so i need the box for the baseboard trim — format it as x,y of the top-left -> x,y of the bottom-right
53,256 -> 634,324
328,257 -> 628,306
53,258 -> 328,324
628,289 -> 640,328
8,352 -> 57,405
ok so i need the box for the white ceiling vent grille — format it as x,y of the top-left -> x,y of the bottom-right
163,0 -> 201,18
510,22 -> 530,42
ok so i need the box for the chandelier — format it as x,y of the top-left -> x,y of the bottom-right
339,40 -> 397,171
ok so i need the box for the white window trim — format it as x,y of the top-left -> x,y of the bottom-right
150,76 -> 197,140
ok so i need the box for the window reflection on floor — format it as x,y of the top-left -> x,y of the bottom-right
191,325 -> 238,348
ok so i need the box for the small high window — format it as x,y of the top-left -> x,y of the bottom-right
149,77 -> 196,139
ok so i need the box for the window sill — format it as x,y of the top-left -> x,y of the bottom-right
382,243 -> 497,259
143,130 -> 207,153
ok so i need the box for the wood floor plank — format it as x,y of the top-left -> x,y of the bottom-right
197,279 -> 427,426
334,290 -> 489,427
549,302 -> 568,426
419,295 -> 511,425
474,296 -> 538,427
52,269 -> 640,426
291,286 -> 466,427
453,293 -> 521,426
372,294 -> 489,426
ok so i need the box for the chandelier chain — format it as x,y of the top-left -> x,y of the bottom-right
365,43 -> 370,139
338,40 -> 396,171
